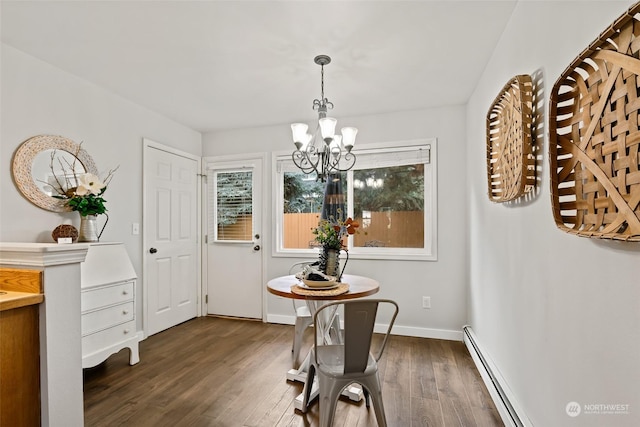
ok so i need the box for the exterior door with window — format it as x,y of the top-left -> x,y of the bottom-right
205,156 -> 262,319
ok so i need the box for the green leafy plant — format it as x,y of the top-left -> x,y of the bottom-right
312,210 -> 359,250
53,172 -> 114,216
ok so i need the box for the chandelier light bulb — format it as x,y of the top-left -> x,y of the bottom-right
330,135 -> 342,156
291,123 -> 310,148
319,117 -> 337,144
301,133 -> 313,150
341,127 -> 358,152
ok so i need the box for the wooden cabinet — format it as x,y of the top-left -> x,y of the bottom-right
0,268 -> 43,427
81,242 -> 140,368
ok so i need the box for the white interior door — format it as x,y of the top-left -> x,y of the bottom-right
205,156 -> 262,319
144,141 -> 200,336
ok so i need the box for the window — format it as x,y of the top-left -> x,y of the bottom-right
274,139 -> 437,260
210,170 -> 253,242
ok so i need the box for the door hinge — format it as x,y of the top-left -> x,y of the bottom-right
204,235 -> 208,244
205,295 -> 208,304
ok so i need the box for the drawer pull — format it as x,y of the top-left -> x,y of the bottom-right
122,310 -> 129,315
122,290 -> 129,295
124,329 -> 130,334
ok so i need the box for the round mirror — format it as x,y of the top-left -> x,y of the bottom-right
12,135 -> 98,212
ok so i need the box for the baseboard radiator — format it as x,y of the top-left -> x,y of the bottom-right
462,326 -> 527,427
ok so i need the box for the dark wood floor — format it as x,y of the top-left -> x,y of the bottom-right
83,317 -> 503,427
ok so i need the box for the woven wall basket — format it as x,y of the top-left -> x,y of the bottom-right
486,74 -> 534,202
549,3 -> 640,241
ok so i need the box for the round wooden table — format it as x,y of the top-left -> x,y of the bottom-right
266,273 -> 379,301
267,273 -> 380,411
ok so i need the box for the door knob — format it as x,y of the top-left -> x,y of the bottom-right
253,245 -> 261,251
149,247 -> 158,254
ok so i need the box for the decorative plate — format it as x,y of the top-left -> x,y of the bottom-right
302,277 -> 337,289
300,281 -> 339,290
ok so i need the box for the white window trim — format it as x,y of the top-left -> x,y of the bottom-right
206,157 -> 259,245
272,138 -> 438,261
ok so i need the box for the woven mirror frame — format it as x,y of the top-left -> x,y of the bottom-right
549,3 -> 640,241
486,74 -> 535,202
12,135 -> 98,212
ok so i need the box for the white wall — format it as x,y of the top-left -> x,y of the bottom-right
466,1 -> 640,426
204,105 -> 468,339
0,44 -> 202,333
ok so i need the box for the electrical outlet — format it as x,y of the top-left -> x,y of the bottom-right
422,296 -> 431,309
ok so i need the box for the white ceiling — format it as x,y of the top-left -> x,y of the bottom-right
1,1 -> 517,133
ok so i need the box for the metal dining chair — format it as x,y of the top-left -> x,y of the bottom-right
302,299 -> 399,427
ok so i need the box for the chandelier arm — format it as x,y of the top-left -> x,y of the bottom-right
325,151 -> 357,174
339,152 -> 356,172
292,150 -> 321,175
326,149 -> 342,170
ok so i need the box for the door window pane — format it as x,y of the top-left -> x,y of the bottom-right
214,171 -> 252,242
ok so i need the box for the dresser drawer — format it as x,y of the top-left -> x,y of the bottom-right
81,281 -> 134,312
82,320 -> 136,355
81,301 -> 134,336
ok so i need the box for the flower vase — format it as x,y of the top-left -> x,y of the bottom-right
319,247 -> 340,278
78,214 -> 100,242
319,247 -> 348,281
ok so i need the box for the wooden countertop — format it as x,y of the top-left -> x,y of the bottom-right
0,291 -> 44,311
0,267 -> 44,311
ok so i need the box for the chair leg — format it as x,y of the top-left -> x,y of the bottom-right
301,364 -> 316,414
360,376 -> 387,427
318,375 -> 346,427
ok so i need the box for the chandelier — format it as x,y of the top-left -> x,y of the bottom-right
291,55 -> 357,182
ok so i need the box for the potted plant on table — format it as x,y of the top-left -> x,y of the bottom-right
312,210 -> 359,279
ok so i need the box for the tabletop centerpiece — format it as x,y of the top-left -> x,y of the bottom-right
312,209 -> 359,280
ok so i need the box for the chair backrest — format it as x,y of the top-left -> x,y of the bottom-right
288,260 -> 319,275
314,299 -> 399,374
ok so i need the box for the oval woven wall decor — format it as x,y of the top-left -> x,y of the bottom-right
486,74 -> 534,202
12,135 -> 98,212
549,3 -> 640,241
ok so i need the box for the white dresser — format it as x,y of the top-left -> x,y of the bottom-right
81,242 -> 140,368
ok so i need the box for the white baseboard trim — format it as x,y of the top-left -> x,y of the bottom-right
463,326 -> 531,427
266,314 -> 462,341
390,324 -> 463,341
267,314 -> 296,325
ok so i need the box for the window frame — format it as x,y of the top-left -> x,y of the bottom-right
207,159 -> 259,245
272,138 -> 438,261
